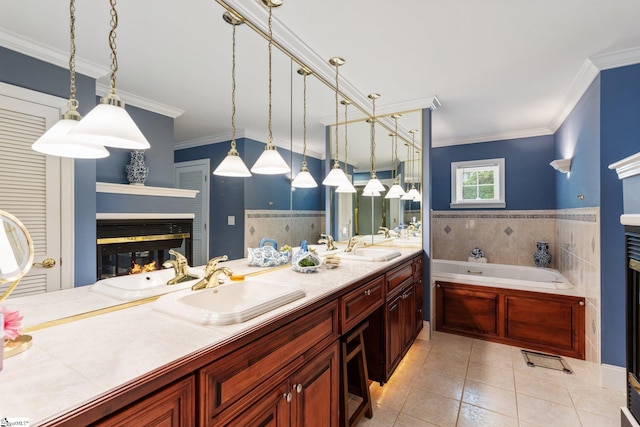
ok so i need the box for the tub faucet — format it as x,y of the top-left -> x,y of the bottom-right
345,236 -> 363,253
318,233 -> 336,251
192,255 -> 232,290
163,249 -> 192,285
378,227 -> 391,238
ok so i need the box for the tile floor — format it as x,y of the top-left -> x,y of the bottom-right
357,329 -> 625,427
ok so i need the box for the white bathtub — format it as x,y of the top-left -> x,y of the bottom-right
431,259 -> 574,291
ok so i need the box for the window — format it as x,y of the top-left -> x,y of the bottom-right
451,158 -> 505,208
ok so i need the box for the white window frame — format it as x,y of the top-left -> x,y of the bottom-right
450,158 -> 505,209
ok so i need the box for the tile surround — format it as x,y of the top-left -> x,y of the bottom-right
244,209 -> 325,255
432,208 -> 601,363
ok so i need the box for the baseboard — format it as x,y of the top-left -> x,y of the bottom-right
602,363 -> 626,392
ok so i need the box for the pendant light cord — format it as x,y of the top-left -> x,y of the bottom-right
343,100 -> 349,169
267,4 -> 273,144
231,20 -> 238,149
108,0 -> 118,92
393,115 -> 399,183
369,95 -> 379,177
302,71 -> 307,167
334,62 -> 340,166
68,0 -> 78,111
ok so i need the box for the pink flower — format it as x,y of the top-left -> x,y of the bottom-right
1,306 -> 23,341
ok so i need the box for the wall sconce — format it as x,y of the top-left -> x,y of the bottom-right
550,158 -> 571,174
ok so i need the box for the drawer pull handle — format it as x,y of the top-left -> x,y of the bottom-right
294,383 -> 303,393
284,392 -> 292,402
389,303 -> 398,312
579,301 -> 585,306
364,289 -> 371,296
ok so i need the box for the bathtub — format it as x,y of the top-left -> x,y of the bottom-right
431,259 -> 574,291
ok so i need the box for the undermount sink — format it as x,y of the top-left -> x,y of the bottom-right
152,279 -> 306,325
92,268 -> 204,301
339,248 -> 402,262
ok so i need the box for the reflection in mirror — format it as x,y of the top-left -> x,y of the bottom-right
0,210 -> 34,291
329,110 -> 422,247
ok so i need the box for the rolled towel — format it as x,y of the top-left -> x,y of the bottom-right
468,257 -> 488,263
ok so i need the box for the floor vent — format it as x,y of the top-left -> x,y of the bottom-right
521,349 -> 573,374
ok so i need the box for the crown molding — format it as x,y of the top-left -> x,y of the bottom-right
0,29 -> 109,78
96,83 -> 184,119
591,46 -> 640,70
608,151 -> 640,180
433,127 -> 553,148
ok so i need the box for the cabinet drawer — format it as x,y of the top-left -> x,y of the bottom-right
199,302 -> 339,423
414,276 -> 424,303
340,276 -> 384,333
386,262 -> 413,295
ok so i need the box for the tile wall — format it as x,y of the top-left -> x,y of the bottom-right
555,207 -> 601,363
431,207 -> 601,363
244,210 -> 326,256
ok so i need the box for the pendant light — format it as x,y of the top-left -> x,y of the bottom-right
401,138 -> 415,200
32,0 -> 109,159
385,114 -> 405,198
214,12 -> 251,177
251,0 -> 290,175
322,57 -> 352,187
413,143 -> 423,202
402,129 -> 421,200
362,93 -> 385,195
335,99 -> 356,193
69,0 -> 149,150
291,67 -> 317,188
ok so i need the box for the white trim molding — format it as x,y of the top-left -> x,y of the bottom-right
621,215 -> 640,227
96,182 -> 198,198
601,363 -> 626,392
96,83 -> 184,119
97,213 -> 195,220
609,152 -> 640,180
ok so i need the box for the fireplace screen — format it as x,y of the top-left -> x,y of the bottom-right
97,218 -> 193,280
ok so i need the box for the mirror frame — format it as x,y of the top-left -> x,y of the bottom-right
0,209 -> 35,302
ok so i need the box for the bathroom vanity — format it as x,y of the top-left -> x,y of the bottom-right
0,248 -> 425,426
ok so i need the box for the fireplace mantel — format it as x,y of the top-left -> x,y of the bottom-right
96,182 -> 198,198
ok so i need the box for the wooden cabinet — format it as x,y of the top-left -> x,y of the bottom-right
200,302 -> 339,426
413,255 -> 424,336
435,281 -> 585,359
340,276 -> 384,333
385,260 -> 416,379
223,343 -> 340,427
91,376 -> 195,427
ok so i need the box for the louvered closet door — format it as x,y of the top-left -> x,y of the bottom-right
0,93 -> 62,296
175,160 -> 209,266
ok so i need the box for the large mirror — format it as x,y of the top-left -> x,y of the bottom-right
327,110 -> 423,246
0,210 -> 34,298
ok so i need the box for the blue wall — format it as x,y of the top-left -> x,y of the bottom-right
431,135 -> 556,210
600,64 -> 640,367
555,77 -> 601,208
0,47 -> 97,286
176,137 -> 324,260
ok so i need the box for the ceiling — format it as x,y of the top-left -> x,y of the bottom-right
2,0 -> 640,171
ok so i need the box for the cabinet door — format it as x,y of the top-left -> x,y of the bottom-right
435,281 -> 501,336
290,342 -> 340,427
414,276 -> 424,335
401,286 -> 415,352
386,293 -> 403,375
223,381 -> 290,427
92,376 -> 195,427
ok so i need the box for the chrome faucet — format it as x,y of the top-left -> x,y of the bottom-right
192,255 -> 232,290
318,233 -> 336,251
378,227 -> 391,238
344,236 -> 363,253
162,249 -> 194,285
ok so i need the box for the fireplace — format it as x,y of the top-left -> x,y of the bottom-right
627,225 -> 640,425
96,217 -> 193,280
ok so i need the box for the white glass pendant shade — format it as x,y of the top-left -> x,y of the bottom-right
407,187 -> 421,200
291,166 -> 318,188
213,147 -> 251,177
251,145 -> 290,174
363,177 -> 385,194
413,191 -> 422,202
335,181 -> 356,193
322,164 -> 351,187
32,114 -> 109,159
69,93 -> 150,150
385,183 -> 405,199
363,189 -> 381,197
401,189 -> 414,200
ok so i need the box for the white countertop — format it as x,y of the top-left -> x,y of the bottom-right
0,247 -> 422,425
